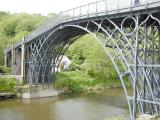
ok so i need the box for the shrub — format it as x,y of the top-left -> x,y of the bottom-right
0,77 -> 17,92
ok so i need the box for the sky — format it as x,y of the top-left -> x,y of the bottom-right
0,0 -> 98,15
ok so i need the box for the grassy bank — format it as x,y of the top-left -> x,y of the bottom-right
0,66 -> 11,74
0,77 -> 17,93
55,71 -> 123,93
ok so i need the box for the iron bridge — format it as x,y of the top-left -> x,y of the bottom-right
4,0 -> 160,119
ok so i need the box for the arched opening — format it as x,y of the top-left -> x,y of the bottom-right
27,23 -> 133,118
55,34 -> 124,92
15,48 -> 22,75
7,51 -> 12,67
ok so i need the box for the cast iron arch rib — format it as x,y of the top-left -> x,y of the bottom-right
26,13 -> 160,119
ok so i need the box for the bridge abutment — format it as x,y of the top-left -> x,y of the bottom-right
21,84 -> 58,99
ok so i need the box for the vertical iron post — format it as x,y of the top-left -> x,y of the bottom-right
133,15 -> 139,119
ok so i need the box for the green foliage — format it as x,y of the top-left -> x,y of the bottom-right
56,71 -> 87,93
56,34 -> 129,93
2,17 -> 18,37
0,11 -> 50,65
66,34 -> 119,81
66,63 -> 82,71
0,66 -> 11,73
15,13 -> 46,33
0,11 -> 9,21
0,77 -> 17,92
56,35 -> 124,93
56,71 -> 99,93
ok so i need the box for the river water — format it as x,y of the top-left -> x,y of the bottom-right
0,88 -> 130,120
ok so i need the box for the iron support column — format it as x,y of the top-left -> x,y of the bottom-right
142,22 -> 147,114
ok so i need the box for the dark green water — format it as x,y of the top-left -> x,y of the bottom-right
0,88 -> 130,120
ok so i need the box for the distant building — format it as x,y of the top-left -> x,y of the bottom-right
53,55 -> 71,72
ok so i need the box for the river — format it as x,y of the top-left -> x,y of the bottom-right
0,88 -> 130,120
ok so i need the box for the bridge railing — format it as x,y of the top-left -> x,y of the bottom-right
6,0 -> 160,52
59,0 -> 160,22
59,0 -> 129,22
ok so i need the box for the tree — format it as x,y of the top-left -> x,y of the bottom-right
2,17 -> 18,37
0,12 -> 46,65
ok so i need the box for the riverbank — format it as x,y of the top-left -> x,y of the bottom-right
0,77 -> 17,100
0,71 -> 129,98
55,71 -> 130,94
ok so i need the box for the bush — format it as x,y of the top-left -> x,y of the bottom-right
0,77 -> 17,92
55,71 -> 117,93
55,71 -> 88,93
67,63 -> 82,71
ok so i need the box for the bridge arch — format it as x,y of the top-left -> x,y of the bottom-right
26,13 -> 160,119
62,24 -> 133,117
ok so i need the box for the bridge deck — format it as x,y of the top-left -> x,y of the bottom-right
4,0 -> 160,53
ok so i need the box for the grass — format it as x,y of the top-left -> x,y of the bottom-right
0,77 -> 17,93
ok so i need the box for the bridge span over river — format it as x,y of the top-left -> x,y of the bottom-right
4,0 -> 160,119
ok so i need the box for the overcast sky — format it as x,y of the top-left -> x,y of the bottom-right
0,0 -> 98,15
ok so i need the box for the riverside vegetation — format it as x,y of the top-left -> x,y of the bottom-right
0,11 -> 48,92
0,11 -> 130,93
0,77 -> 17,92
55,35 -> 128,93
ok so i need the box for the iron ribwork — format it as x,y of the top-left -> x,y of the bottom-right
62,13 -> 160,119
4,0 -> 160,119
